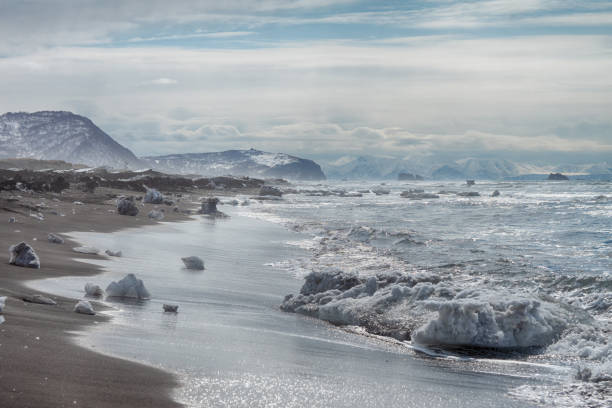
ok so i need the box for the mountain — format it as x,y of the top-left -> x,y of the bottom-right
0,111 -> 142,169
325,155 -> 611,180
143,149 -> 326,180
323,156 -> 426,180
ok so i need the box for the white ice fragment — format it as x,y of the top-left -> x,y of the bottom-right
105,274 -> 150,299
181,256 -> 205,270
84,283 -> 104,297
105,249 -> 122,257
73,300 -> 95,315
0,296 -> 6,313
143,188 -> 163,204
72,246 -> 99,255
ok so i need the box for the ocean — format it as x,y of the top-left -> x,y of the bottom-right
29,179 -> 611,407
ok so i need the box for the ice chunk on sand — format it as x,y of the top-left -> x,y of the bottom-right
47,233 -> 64,244
182,256 -> 205,270
85,283 -> 104,297
105,274 -> 151,299
22,294 -> 57,305
0,296 -> 6,313
72,246 -> 99,255
143,188 -> 163,204
163,304 -> 179,313
9,242 -> 40,268
105,249 -> 122,257
8,217 -> 16,223
74,300 -> 95,315
412,294 -> 568,349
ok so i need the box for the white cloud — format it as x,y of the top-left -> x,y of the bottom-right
145,78 -> 178,85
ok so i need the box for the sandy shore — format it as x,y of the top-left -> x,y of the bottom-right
0,186 -> 208,407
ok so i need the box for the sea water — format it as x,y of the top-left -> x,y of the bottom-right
29,179 -> 610,407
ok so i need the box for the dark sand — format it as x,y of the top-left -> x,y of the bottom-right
0,187 -> 201,408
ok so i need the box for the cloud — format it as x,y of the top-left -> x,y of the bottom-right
145,78 -> 178,85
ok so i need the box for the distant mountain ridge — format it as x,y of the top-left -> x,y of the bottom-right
143,149 -> 326,180
0,111 -> 142,169
324,156 -> 611,180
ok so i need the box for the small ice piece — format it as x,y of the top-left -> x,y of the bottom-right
198,198 -> 227,217
143,188 -> 164,204
0,296 -> 6,313
491,190 -> 501,197
22,294 -> 57,305
8,217 -> 16,223
182,256 -> 205,270
163,304 -> 179,313
105,249 -> 122,257
74,300 -> 95,315
9,242 -> 40,268
105,274 -> 151,299
73,201 -> 84,205
72,246 -> 99,255
84,283 -> 104,297
116,196 -> 139,216
30,212 -> 44,221
148,209 -> 165,220
47,233 -> 64,244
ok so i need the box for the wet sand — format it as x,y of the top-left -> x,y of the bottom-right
0,187 -> 196,408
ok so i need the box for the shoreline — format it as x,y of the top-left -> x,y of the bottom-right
0,186 -> 226,407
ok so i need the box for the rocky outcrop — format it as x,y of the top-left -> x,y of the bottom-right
548,172 -> 569,181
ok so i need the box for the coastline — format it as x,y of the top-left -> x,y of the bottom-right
0,188 -> 199,408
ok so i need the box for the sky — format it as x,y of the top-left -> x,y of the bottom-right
0,0 -> 611,164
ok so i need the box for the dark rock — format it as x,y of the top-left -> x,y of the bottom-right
117,196 -> 139,216
198,197 -> 227,217
9,242 -> 40,268
181,256 -> 205,270
548,172 -> 569,181
148,209 -> 165,220
457,192 -> 480,197
492,190 -> 501,197
466,180 -> 475,186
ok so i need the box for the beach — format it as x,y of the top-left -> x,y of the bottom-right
0,186 -> 197,407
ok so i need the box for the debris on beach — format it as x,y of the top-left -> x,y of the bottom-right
492,190 -> 501,197
8,217 -> 16,223
22,294 -> 57,305
116,196 -> 139,216
72,246 -> 99,255
143,187 -> 164,204
106,273 -> 151,299
457,192 -> 480,197
181,256 -> 205,270
198,197 -> 227,218
163,304 -> 179,313
74,300 -> 95,315
9,242 -> 41,268
0,296 -> 6,313
85,283 -> 104,297
30,212 -> 44,221
148,209 -> 165,220
105,249 -> 122,257
47,233 -> 64,244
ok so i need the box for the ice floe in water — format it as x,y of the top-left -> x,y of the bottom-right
105,274 -> 150,299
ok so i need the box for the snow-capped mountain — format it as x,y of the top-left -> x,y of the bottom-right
143,149 -> 326,180
431,158 -> 521,179
0,111 -> 142,169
